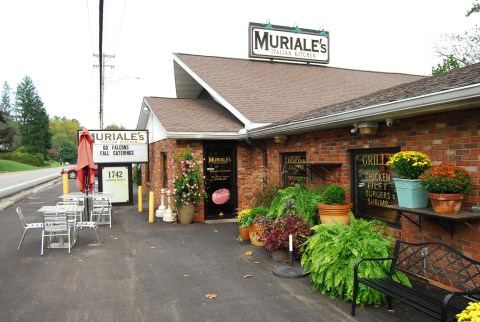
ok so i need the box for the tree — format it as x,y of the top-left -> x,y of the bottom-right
466,0 -> 479,16
431,55 -> 461,75
105,123 -> 125,130
432,2 -> 480,74
0,81 -> 17,151
15,76 -> 52,156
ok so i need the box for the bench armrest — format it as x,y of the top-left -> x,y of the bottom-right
354,257 -> 395,278
441,289 -> 480,321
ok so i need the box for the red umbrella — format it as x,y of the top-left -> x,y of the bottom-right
76,128 -> 97,193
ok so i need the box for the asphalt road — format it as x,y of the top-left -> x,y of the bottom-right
0,166 -> 64,200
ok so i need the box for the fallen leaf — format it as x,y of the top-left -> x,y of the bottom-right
184,274 -> 189,277
244,274 -> 253,278
244,251 -> 253,256
205,293 -> 217,299
213,229 -> 218,233
150,246 -> 155,249
253,261 -> 259,264
113,237 -> 119,240
388,310 -> 395,313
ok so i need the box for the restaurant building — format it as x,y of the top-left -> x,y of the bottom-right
136,26 -> 480,258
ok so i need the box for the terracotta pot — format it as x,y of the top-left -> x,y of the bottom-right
248,223 -> 265,247
239,225 -> 250,241
429,193 -> 464,214
317,203 -> 352,225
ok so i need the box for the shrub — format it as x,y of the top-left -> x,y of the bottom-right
301,215 -> 410,307
269,184 -> 322,225
321,184 -> 346,205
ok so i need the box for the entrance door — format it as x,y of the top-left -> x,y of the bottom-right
204,142 -> 237,220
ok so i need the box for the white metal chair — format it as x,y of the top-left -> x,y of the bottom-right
15,207 -> 43,251
91,197 -> 112,228
41,212 -> 73,255
75,206 -> 104,246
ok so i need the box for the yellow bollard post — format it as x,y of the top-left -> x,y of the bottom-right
138,186 -> 143,213
149,191 -> 154,223
62,173 -> 69,196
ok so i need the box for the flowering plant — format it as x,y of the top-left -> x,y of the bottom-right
386,151 -> 432,179
237,209 -> 255,227
419,164 -> 473,194
169,147 -> 207,208
457,302 -> 480,322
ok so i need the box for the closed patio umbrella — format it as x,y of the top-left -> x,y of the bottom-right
76,128 -> 97,220
76,128 -> 97,193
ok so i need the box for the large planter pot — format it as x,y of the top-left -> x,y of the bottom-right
249,223 -> 265,247
393,178 -> 429,208
429,193 -> 464,214
177,204 -> 195,224
239,225 -> 250,241
317,203 -> 352,225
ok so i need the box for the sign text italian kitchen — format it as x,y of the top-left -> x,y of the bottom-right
248,22 -> 329,64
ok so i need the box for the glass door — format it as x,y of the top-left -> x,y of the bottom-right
204,142 -> 237,220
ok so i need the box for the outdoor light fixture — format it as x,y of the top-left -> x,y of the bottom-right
291,23 -> 301,34
274,134 -> 288,144
317,27 -> 327,37
357,121 -> 379,135
263,20 -> 273,30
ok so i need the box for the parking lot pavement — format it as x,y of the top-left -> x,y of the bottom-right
0,179 -> 436,321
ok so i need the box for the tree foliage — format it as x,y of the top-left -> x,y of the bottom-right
433,2 -> 480,74
15,76 -> 51,156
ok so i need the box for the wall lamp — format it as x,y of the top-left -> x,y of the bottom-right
351,121 -> 379,135
274,134 -> 288,144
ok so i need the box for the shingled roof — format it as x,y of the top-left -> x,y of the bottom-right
273,61 -> 480,126
173,54 -> 424,126
144,97 -> 244,133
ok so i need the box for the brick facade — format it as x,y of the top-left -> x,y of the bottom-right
143,108 -> 480,255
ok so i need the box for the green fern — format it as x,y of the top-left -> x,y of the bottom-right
301,215 -> 411,306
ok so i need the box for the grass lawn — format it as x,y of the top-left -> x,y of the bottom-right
0,159 -> 40,172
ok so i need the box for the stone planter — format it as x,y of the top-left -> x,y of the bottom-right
177,204 -> 195,224
429,193 -> 464,214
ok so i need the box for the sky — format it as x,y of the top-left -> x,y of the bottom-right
0,0 -> 477,130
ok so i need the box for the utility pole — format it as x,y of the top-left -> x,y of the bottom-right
93,53 -> 115,129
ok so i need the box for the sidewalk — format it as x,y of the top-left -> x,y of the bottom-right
0,179 -> 436,322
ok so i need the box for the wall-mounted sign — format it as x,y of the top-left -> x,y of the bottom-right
99,164 -> 132,204
81,130 -> 149,164
248,22 -> 329,64
282,152 -> 307,187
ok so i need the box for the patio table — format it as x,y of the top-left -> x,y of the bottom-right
38,205 -> 84,248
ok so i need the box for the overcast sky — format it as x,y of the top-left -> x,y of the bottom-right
0,0 -> 477,130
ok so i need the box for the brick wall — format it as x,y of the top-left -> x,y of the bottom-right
248,108 -> 480,255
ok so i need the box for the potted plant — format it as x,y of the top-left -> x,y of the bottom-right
237,208 -> 254,241
419,164 -> 473,214
169,146 -> 207,224
249,207 -> 270,247
260,199 -> 313,258
317,184 -> 352,225
386,151 -> 432,208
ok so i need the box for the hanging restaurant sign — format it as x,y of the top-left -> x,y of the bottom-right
248,22 -> 329,64
80,130 -> 149,164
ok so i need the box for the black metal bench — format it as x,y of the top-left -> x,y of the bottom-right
351,240 -> 480,322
